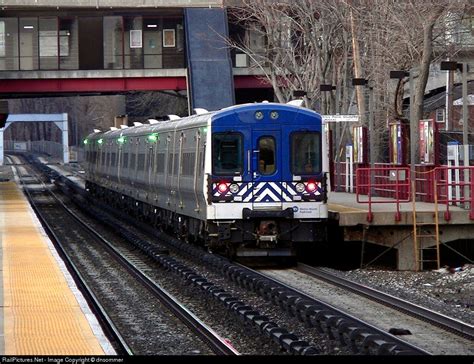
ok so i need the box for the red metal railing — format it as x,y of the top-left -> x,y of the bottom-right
356,166 -> 411,222
432,166 -> 474,221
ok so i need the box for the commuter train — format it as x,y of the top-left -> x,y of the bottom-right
84,102 -> 328,259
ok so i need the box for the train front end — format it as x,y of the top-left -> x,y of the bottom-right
206,103 -> 328,259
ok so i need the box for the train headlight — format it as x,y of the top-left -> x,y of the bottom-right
217,182 -> 229,194
306,181 -> 317,193
255,111 -> 264,120
229,183 -> 239,194
295,183 -> 305,193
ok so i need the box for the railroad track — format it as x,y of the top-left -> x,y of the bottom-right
19,154 -> 323,355
14,156 -> 238,356
23,154 -> 461,356
80,188 -> 431,355
295,263 -> 474,340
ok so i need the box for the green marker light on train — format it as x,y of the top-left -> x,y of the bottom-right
148,133 -> 158,142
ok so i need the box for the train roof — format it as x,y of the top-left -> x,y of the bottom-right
85,102 -> 321,140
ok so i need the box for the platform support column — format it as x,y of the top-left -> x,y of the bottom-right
398,237 -> 417,270
54,113 -> 69,164
0,128 -> 3,165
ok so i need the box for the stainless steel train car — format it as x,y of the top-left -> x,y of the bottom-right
84,102 -> 328,258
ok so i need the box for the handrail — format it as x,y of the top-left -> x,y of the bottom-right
356,167 -> 411,222
431,166 -> 474,221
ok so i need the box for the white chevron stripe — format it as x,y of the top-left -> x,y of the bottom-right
255,188 -> 279,202
269,182 -> 282,195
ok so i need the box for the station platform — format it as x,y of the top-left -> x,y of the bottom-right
328,191 -> 474,270
328,191 -> 471,226
0,166 -> 114,355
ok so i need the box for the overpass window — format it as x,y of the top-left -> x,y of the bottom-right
143,18 -> 162,69
0,18 -> 19,70
59,18 -> 78,70
104,16 -> 123,69
162,19 -> 184,68
124,16 -> 143,69
19,18 -> 38,70
39,18 -> 58,70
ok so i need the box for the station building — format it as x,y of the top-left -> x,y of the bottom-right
0,0 -> 272,111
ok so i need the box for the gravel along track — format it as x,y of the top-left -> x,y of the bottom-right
70,198 -> 353,355
328,266 -> 473,325
31,195 -> 215,355
258,268 -> 473,355
57,197 -> 308,355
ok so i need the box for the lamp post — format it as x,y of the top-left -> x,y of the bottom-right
352,78 -> 374,167
390,71 -> 414,182
320,84 -> 337,190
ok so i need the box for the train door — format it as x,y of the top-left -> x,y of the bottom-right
251,130 -> 282,209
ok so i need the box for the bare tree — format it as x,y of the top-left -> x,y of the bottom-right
228,0 -> 352,112
126,91 -> 188,120
228,0 -> 470,162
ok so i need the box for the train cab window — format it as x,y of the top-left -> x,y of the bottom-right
212,133 -> 243,175
291,132 -> 321,175
258,137 -> 276,175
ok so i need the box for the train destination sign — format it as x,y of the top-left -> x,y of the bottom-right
322,115 -> 359,123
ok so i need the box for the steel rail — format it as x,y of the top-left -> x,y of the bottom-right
26,161 -> 239,356
30,155 -> 430,355
62,204 -> 240,356
296,263 -> 474,340
231,262 -> 431,355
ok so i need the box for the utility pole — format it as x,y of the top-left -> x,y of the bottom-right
462,62 -> 470,206
409,70 -> 416,185
350,8 -> 366,123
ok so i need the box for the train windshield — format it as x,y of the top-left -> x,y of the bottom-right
291,132 -> 321,175
212,132 -> 244,175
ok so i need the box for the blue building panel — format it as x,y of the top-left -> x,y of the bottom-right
185,7 -> 235,112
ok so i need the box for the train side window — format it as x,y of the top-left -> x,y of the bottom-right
173,153 -> 179,175
212,133 -> 243,175
258,136 -> 275,175
291,132 -> 321,175
123,153 -> 129,168
156,153 -> 165,173
137,153 -> 145,171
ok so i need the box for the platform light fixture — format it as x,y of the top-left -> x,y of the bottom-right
352,78 -> 368,86
440,61 -> 458,71
293,90 -> 307,97
319,84 -> 336,92
389,71 -> 409,79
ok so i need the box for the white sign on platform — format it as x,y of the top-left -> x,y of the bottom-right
322,114 -> 359,123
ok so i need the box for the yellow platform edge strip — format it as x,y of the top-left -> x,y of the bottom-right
1,182 -> 105,355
